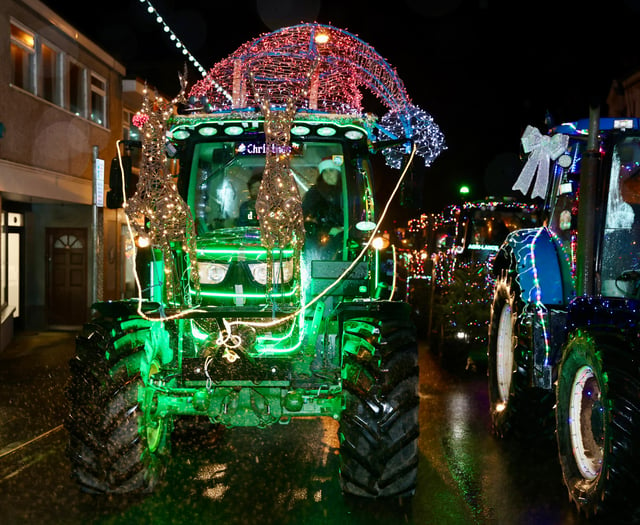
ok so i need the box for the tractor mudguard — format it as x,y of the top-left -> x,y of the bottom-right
91,299 -> 162,320
497,227 -> 566,307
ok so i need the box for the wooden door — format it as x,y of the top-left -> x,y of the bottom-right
46,228 -> 87,326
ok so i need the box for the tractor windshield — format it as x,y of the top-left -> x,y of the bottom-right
600,136 -> 640,298
187,134 -> 371,262
457,203 -> 539,263
190,140 -> 348,231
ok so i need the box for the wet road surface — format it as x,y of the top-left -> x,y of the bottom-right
0,331 -> 590,524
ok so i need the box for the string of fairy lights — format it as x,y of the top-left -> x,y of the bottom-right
124,76 -> 201,310
188,23 -> 445,169
122,8 -> 448,366
128,2 -> 568,370
137,0 -> 232,102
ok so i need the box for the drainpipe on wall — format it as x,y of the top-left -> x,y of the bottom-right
92,146 -> 104,306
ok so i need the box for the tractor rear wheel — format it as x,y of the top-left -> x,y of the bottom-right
556,332 -> 640,519
339,314 -> 419,498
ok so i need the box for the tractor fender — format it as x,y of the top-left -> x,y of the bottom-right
91,299 -> 162,320
493,227 -> 565,306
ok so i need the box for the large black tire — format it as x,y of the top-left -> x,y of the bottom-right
65,317 -> 170,494
339,315 -> 419,498
488,275 -> 553,438
556,332 -> 640,520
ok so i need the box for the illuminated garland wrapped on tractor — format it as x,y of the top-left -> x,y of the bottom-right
65,23 -> 444,498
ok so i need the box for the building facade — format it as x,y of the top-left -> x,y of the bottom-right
0,0 -> 143,349
607,72 -> 640,118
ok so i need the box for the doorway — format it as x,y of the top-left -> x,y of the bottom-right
46,228 -> 88,326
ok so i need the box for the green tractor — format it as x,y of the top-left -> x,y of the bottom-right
65,24 -> 444,498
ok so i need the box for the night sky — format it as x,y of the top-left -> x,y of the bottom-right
46,0 -> 640,213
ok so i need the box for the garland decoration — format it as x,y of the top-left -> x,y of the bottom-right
127,72 -> 200,304
187,23 -> 445,169
378,104 -> 445,168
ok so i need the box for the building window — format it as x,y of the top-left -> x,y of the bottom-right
68,59 -> 86,117
41,42 -> 61,105
10,21 -> 35,94
90,73 -> 107,126
123,108 -> 134,140
122,109 -> 142,166
53,233 -> 84,249
10,18 -> 111,128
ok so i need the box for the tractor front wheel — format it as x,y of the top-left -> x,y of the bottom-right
339,314 -> 419,498
65,318 -> 170,494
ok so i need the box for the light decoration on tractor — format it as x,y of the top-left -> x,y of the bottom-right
509,125 -> 574,365
187,23 -> 445,169
125,74 -> 200,306
127,15 -> 445,346
244,66 -> 312,291
529,228 -> 551,366
184,23 -> 444,325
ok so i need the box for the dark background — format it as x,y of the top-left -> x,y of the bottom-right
46,0 -> 640,214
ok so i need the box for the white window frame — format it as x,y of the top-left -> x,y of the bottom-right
9,19 -> 36,94
10,18 -> 111,128
66,57 -> 87,118
90,72 -> 107,126
123,108 -> 134,139
39,39 -> 63,105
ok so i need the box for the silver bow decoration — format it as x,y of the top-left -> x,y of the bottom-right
512,125 -> 568,199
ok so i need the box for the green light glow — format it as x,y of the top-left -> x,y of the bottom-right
172,129 -> 190,140
256,313 -> 301,343
191,321 -> 210,341
196,248 -> 294,257
317,126 -> 337,136
291,125 -> 310,136
193,286 -> 299,299
254,327 -> 304,355
198,126 -> 218,136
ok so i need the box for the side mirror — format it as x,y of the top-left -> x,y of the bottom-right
106,156 -> 132,209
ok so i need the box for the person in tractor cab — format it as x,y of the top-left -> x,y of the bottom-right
302,157 -> 344,259
238,172 -> 262,226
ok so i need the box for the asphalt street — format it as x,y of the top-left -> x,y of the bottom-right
0,331 -> 589,524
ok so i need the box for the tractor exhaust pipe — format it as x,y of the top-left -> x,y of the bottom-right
576,104 -> 600,296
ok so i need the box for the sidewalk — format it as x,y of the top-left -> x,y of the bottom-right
0,330 -> 77,362
0,330 -> 77,457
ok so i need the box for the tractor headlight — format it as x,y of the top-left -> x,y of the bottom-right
455,331 -> 468,341
249,260 -> 294,285
198,262 -> 228,284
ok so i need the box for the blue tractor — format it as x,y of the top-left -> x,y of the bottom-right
488,109 -> 640,518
